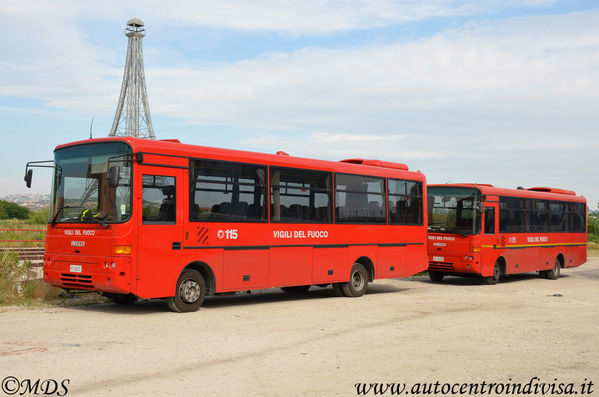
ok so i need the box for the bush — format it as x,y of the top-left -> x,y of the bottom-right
27,208 -> 49,224
0,201 -> 30,220
0,252 -> 28,304
589,214 -> 599,244
0,252 -> 62,305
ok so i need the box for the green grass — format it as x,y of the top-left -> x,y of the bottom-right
0,219 -> 45,247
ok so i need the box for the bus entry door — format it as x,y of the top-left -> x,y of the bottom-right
136,167 -> 187,298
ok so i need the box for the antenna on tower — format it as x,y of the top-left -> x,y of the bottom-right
109,18 -> 156,139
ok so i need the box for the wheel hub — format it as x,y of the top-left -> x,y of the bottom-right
180,279 -> 201,303
351,271 -> 364,290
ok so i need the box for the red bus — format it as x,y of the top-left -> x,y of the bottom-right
26,137 -> 428,311
427,184 -> 587,284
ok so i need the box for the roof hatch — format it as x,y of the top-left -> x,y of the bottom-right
527,187 -> 576,195
340,158 -> 408,170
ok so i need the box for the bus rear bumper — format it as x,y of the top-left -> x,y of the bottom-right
43,254 -> 133,294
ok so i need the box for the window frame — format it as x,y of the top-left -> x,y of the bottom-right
387,178 -> 424,226
269,166 -> 333,224
499,196 -> 525,233
189,158 -> 268,223
334,172 -> 387,225
141,174 -> 177,225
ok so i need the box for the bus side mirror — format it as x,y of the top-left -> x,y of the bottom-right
107,166 -> 120,187
25,169 -> 33,188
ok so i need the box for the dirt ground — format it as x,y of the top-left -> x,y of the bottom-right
1,254 -> 598,396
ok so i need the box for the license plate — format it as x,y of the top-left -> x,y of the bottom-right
70,264 -> 82,273
432,256 -> 444,262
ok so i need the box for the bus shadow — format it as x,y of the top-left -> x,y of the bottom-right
65,283 -> 409,314
201,283 -> 408,309
415,272 -> 570,286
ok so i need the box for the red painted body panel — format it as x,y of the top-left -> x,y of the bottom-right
44,137 -> 428,299
428,184 -> 587,278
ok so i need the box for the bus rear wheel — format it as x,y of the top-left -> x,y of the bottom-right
166,269 -> 206,313
341,263 -> 368,297
545,258 -> 561,280
428,271 -> 444,282
483,262 -> 501,285
104,292 -> 137,305
281,285 -> 311,294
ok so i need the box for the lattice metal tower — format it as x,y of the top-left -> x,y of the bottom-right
109,18 -> 156,139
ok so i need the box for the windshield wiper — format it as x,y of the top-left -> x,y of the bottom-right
80,211 -> 110,228
84,217 -> 109,228
428,225 -> 446,232
453,228 -> 475,236
51,205 -> 77,226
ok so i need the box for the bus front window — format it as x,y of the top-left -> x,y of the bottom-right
50,142 -> 132,224
428,187 -> 482,235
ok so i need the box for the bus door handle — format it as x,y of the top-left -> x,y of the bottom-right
172,242 -> 181,250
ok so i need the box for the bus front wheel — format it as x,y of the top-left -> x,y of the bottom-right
428,271 -> 444,282
166,269 -> 206,313
341,263 -> 368,297
545,258 -> 561,280
483,262 -> 501,285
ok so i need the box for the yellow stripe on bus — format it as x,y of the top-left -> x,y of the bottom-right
481,242 -> 587,249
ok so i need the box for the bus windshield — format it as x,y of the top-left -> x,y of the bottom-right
428,187 -> 482,235
50,142 -> 132,224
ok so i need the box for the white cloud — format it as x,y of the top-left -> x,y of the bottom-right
240,133 -> 446,162
1,3 -> 598,206
0,1 -> 558,35
141,10 -> 599,135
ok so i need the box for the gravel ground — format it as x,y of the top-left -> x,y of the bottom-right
1,253 -> 597,396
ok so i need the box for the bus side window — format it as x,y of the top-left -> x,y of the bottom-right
484,207 -> 495,234
142,175 -> 176,224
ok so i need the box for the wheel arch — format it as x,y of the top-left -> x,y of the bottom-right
556,253 -> 565,268
495,256 -> 507,275
183,261 -> 216,295
354,256 -> 374,281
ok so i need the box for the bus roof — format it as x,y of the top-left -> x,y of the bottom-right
428,183 -> 585,203
55,137 -> 425,181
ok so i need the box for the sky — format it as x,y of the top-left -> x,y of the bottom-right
0,0 -> 598,209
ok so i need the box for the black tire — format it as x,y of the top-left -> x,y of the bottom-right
340,263 -> 369,297
428,271 -> 444,282
166,269 -> 206,313
281,285 -> 311,294
104,292 -> 138,305
545,258 -> 561,280
332,283 -> 344,296
483,261 -> 501,285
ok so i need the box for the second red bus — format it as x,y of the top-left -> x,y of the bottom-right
427,183 -> 587,284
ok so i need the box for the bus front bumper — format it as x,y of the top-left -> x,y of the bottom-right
43,254 -> 133,294
428,254 -> 481,275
